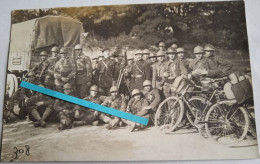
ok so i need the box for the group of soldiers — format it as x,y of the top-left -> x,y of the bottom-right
19,41 -> 233,132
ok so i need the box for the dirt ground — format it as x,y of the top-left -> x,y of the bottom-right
1,117 -> 259,162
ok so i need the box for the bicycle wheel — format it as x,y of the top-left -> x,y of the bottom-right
186,96 -> 208,129
205,102 -> 249,145
155,96 -> 184,133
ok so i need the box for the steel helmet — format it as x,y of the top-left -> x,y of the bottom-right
171,43 -> 178,49
149,53 -> 157,58
110,86 -> 119,93
157,51 -> 166,57
193,46 -> 204,54
90,85 -> 99,92
166,47 -> 177,54
176,47 -> 185,53
158,42 -> 166,47
74,44 -> 82,50
135,49 -> 143,55
63,83 -> 73,90
143,49 -> 150,54
59,47 -> 68,54
163,72 -> 169,78
27,71 -> 36,77
143,80 -> 152,87
40,51 -> 48,56
204,44 -> 215,51
102,48 -> 110,52
51,46 -> 59,52
131,89 -> 141,97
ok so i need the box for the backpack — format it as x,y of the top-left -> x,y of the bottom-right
224,73 -> 253,104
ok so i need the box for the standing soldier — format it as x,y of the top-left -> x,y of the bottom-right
203,44 -> 232,78
92,57 -> 99,84
30,51 -> 48,83
25,84 -> 54,128
96,48 -> 117,95
40,46 -> 59,90
149,53 -> 157,65
73,44 -> 92,98
128,50 -> 152,91
54,47 -> 76,93
152,51 -> 171,90
124,89 -> 150,132
141,80 -> 162,123
100,86 -> 127,129
189,46 -> 208,84
157,41 -> 166,57
175,47 -> 189,77
142,49 -> 150,62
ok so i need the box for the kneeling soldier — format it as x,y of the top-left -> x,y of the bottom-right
26,84 -> 54,128
124,89 -> 150,132
100,86 -> 127,130
53,83 -> 76,130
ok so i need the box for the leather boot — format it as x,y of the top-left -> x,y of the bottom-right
40,108 -> 52,128
31,109 -> 41,127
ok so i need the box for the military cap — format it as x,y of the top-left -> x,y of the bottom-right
131,89 -> 142,97
176,47 -> 185,53
40,51 -> 48,56
158,42 -> 166,47
204,44 -> 215,51
143,80 -> 152,87
110,86 -> 119,93
135,49 -> 143,55
193,46 -> 204,54
143,49 -> 150,54
166,47 -> 177,54
51,46 -> 59,52
171,44 -> 178,49
27,71 -> 36,77
149,53 -> 157,58
74,44 -> 82,50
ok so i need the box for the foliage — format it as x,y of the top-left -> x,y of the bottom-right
11,1 -> 248,52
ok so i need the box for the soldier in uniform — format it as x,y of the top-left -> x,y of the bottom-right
73,44 -> 92,98
54,47 -> 76,93
203,44 -> 233,78
175,47 -> 189,77
96,48 -> 117,95
189,46 -> 208,84
73,85 -> 104,127
128,50 -> 152,91
92,57 -> 99,84
142,49 -> 150,62
149,53 -> 157,65
30,51 -> 48,83
19,72 -> 38,119
157,41 -> 166,57
100,86 -> 127,129
152,51 -> 172,90
124,89 -> 150,132
53,83 -> 76,130
25,84 -> 54,128
40,46 -> 59,90
141,80 -> 162,124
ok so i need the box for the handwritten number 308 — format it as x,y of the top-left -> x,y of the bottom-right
13,145 -> 30,159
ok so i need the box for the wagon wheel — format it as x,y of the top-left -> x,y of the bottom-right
6,74 -> 18,98
186,96 -> 208,129
205,102 -> 249,145
155,96 -> 184,133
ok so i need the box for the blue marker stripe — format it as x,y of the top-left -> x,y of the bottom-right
20,81 -> 148,125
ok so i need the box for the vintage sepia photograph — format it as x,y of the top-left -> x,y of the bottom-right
1,0 -> 259,162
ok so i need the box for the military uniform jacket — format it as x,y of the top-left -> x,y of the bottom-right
53,97 -> 77,113
129,60 -> 152,90
101,95 -> 126,112
26,93 -> 54,108
54,57 -> 76,84
127,97 -> 149,116
74,55 -> 92,84
96,58 -> 117,88
142,88 -> 161,111
40,57 -> 58,77
175,58 -> 189,76
189,58 -> 207,71
205,56 -> 233,77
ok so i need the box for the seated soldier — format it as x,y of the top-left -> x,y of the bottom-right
73,85 -> 105,127
100,86 -> 127,130
123,89 -> 150,132
141,80 -> 162,124
53,83 -> 77,130
25,84 -> 54,128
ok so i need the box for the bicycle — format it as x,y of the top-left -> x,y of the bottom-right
154,77 -> 226,133
204,99 -> 256,145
